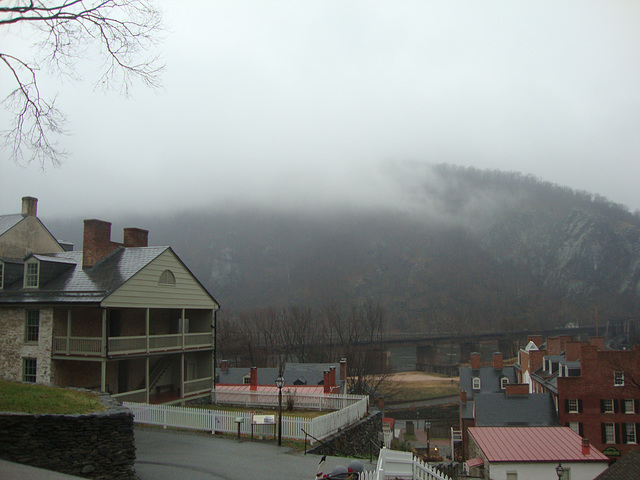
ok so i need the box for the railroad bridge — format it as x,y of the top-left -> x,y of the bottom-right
361,326 -> 601,375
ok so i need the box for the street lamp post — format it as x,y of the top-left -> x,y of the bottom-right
555,463 -> 565,479
275,375 -> 285,446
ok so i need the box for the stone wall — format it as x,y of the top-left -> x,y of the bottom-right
308,411 -> 382,458
0,392 -> 136,480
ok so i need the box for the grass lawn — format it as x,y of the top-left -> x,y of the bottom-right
376,372 -> 460,403
0,379 -> 105,414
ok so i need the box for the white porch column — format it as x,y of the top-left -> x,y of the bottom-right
145,356 -> 150,403
181,308 -> 186,349
66,309 -> 72,355
145,308 -> 150,354
101,360 -> 107,392
101,309 -> 107,357
180,353 -> 185,399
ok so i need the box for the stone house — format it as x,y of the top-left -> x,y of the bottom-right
0,197 -> 220,404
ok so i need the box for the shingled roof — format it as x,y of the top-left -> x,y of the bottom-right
0,247 -> 169,304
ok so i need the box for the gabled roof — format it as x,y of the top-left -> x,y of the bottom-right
459,365 -> 517,400
469,427 -> 609,463
0,247 -> 169,304
0,214 -> 23,237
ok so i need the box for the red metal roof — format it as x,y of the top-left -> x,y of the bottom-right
468,427 -> 609,463
466,457 -> 484,468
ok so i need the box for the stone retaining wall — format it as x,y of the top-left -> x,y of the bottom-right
0,392 -> 136,480
308,410 -> 382,458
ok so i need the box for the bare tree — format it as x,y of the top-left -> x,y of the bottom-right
1,0 -> 164,167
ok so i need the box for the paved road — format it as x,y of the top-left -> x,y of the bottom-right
135,427 -> 377,480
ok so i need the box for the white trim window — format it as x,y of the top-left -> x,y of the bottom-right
568,399 -> 579,413
614,371 -> 625,387
159,269 -> 176,285
25,310 -> 40,343
24,261 -> 39,288
626,423 -> 637,444
22,358 -> 37,383
500,377 -> 509,390
604,423 -> 616,444
624,399 -> 635,414
472,377 -> 481,390
603,399 -> 615,414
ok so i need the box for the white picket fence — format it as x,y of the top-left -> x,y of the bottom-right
124,393 -> 368,443
214,388 -> 362,411
370,448 -> 453,480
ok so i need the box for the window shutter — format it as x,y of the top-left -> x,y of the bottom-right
601,424 -> 606,443
579,423 -> 584,436
565,399 -> 569,413
614,399 -> 619,413
600,399 -> 605,413
615,423 -> 621,445
621,400 -> 626,414
622,423 -> 627,444
578,399 -> 583,413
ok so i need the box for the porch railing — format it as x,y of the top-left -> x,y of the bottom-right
53,333 -> 214,357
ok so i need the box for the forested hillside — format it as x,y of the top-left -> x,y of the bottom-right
49,164 -> 640,333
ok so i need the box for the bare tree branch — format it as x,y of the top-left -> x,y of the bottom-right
1,0 -> 164,167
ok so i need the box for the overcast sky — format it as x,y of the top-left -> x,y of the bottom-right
2,1 -> 640,220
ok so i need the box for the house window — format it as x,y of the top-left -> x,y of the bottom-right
24,262 -> 39,288
25,310 -> 40,343
624,399 -> 635,414
506,472 -> 517,480
501,377 -> 509,390
568,422 -> 580,435
567,399 -> 579,413
626,423 -> 637,444
603,399 -> 615,414
22,358 -> 37,383
472,377 -> 481,390
159,270 -> 176,285
614,371 -> 624,387
603,423 -> 616,444
243,375 -> 251,385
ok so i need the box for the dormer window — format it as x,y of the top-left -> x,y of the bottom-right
243,375 -> 251,385
472,377 -> 481,390
159,269 -> 176,285
24,261 -> 39,288
501,377 -> 509,390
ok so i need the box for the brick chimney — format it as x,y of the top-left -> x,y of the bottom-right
21,196 -> 38,217
123,227 -> 149,247
460,391 -> 467,403
493,352 -> 503,370
547,337 -> 563,355
220,360 -> 229,373
505,384 -> 529,396
565,342 -> 583,362
329,366 -> 336,388
582,438 -> 590,455
83,219 -> 121,268
340,358 -> 347,381
470,352 -> 481,370
589,337 -> 605,350
250,367 -> 257,391
323,371 -> 331,394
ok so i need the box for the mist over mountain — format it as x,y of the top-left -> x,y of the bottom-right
48,164 -> 640,333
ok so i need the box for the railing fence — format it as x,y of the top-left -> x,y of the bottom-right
124,392 -> 368,443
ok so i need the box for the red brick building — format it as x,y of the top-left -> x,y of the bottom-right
516,335 -> 640,459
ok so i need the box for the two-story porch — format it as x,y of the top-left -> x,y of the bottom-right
51,305 -> 215,404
